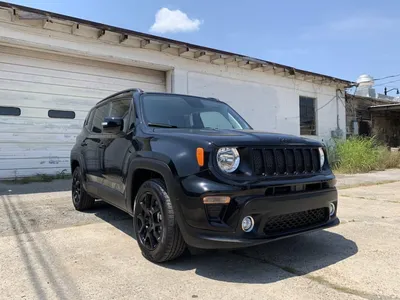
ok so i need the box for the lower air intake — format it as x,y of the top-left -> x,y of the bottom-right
263,208 -> 328,236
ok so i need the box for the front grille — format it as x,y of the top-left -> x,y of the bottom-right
252,147 -> 321,176
263,208 -> 327,236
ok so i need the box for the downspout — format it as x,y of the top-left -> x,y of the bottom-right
336,89 -> 340,130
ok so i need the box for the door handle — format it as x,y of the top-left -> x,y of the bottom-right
81,142 -> 87,146
99,143 -> 106,149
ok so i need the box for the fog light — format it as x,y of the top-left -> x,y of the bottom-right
241,216 -> 254,232
329,203 -> 336,216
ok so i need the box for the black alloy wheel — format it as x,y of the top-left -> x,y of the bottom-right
136,192 -> 163,250
133,179 -> 186,263
72,171 -> 82,205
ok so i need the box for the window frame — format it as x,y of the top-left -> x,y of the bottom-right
299,95 -> 317,136
48,109 -> 76,119
0,106 -> 21,116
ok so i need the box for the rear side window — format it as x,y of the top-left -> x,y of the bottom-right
0,106 -> 21,116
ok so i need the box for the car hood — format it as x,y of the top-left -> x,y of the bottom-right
151,128 -> 322,147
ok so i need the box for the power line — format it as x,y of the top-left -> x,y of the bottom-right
374,74 -> 400,81
374,78 -> 400,87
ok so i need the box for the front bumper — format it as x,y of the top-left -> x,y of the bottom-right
173,175 -> 339,249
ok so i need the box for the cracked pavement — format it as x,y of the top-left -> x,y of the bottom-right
0,179 -> 399,300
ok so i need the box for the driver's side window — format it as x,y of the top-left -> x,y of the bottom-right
109,97 -> 133,132
91,103 -> 110,134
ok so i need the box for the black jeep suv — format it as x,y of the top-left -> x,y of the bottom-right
70,89 -> 339,263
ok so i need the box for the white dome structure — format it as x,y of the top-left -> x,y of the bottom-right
355,74 -> 376,98
356,74 -> 374,86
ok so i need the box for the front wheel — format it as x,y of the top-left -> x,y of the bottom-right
133,179 -> 186,263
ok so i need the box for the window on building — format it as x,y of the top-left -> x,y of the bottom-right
48,110 -> 75,119
0,106 -> 21,116
299,96 -> 316,135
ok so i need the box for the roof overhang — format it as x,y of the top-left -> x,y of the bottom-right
369,104 -> 400,112
0,1 -> 352,87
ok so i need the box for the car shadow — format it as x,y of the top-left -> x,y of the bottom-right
83,200 -> 136,239
89,201 -> 358,284
164,231 -> 358,284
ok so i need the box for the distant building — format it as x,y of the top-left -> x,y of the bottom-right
346,75 -> 400,146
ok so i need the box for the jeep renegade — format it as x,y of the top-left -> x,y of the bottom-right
70,89 -> 339,263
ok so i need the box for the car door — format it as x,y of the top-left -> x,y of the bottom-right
100,93 -> 135,210
82,102 -> 111,196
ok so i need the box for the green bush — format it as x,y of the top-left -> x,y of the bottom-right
328,136 -> 400,174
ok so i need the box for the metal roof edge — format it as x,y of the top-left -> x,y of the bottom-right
368,103 -> 400,111
0,1 -> 352,86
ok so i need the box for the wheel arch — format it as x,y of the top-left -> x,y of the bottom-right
70,153 -> 89,187
126,158 -> 179,216
71,159 -> 80,174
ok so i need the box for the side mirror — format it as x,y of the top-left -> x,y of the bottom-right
102,116 -> 124,133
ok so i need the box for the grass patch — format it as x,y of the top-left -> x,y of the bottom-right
328,136 -> 400,174
3,169 -> 72,184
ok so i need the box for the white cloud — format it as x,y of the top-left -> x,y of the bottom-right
149,8 -> 203,34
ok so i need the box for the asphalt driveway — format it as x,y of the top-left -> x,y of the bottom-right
0,179 -> 399,300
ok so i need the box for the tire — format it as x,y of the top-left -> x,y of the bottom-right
133,179 -> 186,263
71,167 -> 95,211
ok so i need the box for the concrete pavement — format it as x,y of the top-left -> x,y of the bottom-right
0,178 -> 400,299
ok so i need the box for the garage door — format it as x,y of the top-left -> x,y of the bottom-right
0,45 -> 166,179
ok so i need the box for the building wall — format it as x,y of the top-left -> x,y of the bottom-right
0,20 -> 346,144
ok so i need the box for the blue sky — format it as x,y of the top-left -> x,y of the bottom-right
10,0 -> 400,94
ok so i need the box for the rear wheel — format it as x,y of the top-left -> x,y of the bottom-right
133,179 -> 186,263
72,167 -> 95,211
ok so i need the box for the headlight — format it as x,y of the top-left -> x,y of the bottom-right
318,147 -> 325,169
216,147 -> 240,173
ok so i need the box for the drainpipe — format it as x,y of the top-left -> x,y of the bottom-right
333,88 -> 344,138
336,89 -> 340,130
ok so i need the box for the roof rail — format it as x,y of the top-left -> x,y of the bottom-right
96,88 -> 143,105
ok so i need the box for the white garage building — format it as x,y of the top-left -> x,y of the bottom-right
0,2 -> 351,179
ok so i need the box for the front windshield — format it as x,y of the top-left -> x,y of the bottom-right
141,94 -> 251,130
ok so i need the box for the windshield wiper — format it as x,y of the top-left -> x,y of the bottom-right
147,122 -> 178,128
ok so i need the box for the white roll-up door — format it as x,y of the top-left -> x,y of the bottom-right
0,45 -> 166,179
